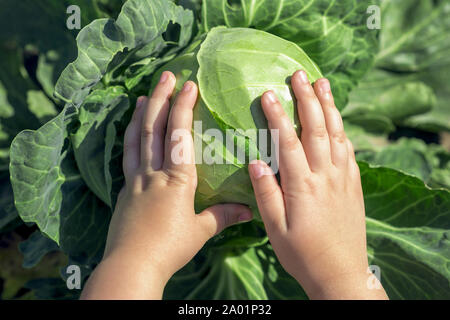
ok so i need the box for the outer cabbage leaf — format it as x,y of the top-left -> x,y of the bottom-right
0,171 -> 20,232
19,231 -> 60,269
164,244 -> 307,299
343,70 -> 436,134
72,87 -> 129,207
402,67 -> 450,132
54,0 -> 194,106
9,102 -> 111,266
0,0 -> 126,100
201,0 -> 380,108
8,0 -> 195,277
0,0 -> 127,236
360,162 -> 450,299
376,0 -> 450,72
347,0 -> 450,132
355,138 -> 450,189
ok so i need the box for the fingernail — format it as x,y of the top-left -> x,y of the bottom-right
136,96 -> 145,109
133,97 -> 145,120
265,91 -> 278,104
159,72 -> 169,83
238,211 -> 253,222
297,70 -> 308,84
182,81 -> 193,92
319,78 -> 331,94
249,161 -> 264,179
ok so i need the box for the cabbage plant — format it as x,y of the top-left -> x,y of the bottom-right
149,26 -> 322,213
7,0 -> 450,299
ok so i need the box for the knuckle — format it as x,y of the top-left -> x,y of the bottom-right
299,174 -> 317,193
282,133 -> 300,151
258,186 -> 278,204
331,130 -> 347,143
141,126 -> 155,139
163,168 -> 194,187
307,125 -> 328,139
281,188 -> 299,203
325,172 -> 339,188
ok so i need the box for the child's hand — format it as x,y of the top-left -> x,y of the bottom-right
248,71 -> 388,300
81,72 -> 252,299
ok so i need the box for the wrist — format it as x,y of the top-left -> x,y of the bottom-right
81,249 -> 172,299
103,248 -> 173,285
300,270 -> 388,300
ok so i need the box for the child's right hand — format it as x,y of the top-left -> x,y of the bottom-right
248,70 -> 388,300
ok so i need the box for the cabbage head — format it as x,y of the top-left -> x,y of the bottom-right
151,27 -> 322,214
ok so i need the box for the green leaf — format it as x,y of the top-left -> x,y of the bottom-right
201,0 -> 380,108
376,0 -> 450,72
355,138 -> 450,190
256,245 -> 308,299
19,231 -> 59,268
0,172 -> 19,232
55,0 -> 194,106
0,49 -> 41,152
72,87 -> 129,206
24,278 -> 79,300
9,108 -> 69,241
164,244 -> 306,299
0,231 -> 66,300
26,90 -> 58,123
344,121 -> 389,152
359,0 -> 450,132
0,0 -> 124,101
402,67 -> 450,132
360,162 -> 450,299
9,107 -> 111,265
343,69 -> 436,133
198,27 -> 322,132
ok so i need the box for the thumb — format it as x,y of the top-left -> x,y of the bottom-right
248,160 -> 287,233
197,204 -> 253,239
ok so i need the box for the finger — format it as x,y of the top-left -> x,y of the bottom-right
313,78 -> 348,168
261,91 -> 311,187
346,139 -> 364,198
346,139 -> 359,179
248,160 -> 287,233
292,70 -> 331,171
123,96 -> 147,180
141,71 -> 175,171
197,204 -> 253,240
163,81 -> 198,176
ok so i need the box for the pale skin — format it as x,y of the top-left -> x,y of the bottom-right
81,70 -> 388,300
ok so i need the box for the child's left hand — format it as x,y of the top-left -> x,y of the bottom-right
81,71 -> 253,299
